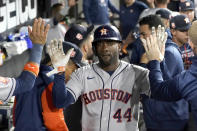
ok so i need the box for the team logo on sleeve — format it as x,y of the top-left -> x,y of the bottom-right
0,77 -> 9,85
184,18 -> 190,23
76,33 -> 83,40
171,23 -> 176,28
70,50 -> 76,58
186,2 -> 190,6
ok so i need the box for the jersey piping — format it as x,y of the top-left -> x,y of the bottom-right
107,64 -> 129,131
92,65 -> 105,131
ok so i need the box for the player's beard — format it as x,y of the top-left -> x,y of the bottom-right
98,52 -> 119,68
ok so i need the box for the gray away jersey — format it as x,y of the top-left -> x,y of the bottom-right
67,61 -> 150,131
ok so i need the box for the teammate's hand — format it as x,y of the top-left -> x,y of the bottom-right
46,39 -> 74,76
140,53 -> 149,64
153,25 -> 167,51
28,18 -> 50,45
141,27 -> 165,62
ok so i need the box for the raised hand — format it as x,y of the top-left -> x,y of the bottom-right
46,39 -> 74,76
141,26 -> 166,62
154,25 -> 168,51
28,18 -> 50,45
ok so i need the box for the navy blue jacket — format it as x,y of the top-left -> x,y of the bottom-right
130,31 -> 189,130
14,65 -> 62,131
147,56 -> 197,126
83,0 -> 119,25
120,2 -> 147,39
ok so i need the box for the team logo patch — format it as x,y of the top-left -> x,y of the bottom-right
87,76 -> 95,80
171,23 -> 176,28
169,15 -> 172,19
130,9 -> 133,13
70,50 -> 76,58
100,28 -> 108,36
76,33 -> 83,40
186,2 -> 190,6
184,18 -> 190,23
0,77 -> 9,85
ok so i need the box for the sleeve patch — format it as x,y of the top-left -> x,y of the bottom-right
0,77 -> 9,85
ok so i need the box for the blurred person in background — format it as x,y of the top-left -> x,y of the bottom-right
170,15 -> 194,69
45,3 -> 67,47
120,0 -> 148,40
179,0 -> 195,22
83,0 -> 119,26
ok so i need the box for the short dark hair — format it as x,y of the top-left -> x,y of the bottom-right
51,3 -> 63,11
155,0 -> 168,5
139,15 -> 164,29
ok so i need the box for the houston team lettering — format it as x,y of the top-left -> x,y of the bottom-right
82,89 -> 132,105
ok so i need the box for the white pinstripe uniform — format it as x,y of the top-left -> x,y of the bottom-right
0,77 -> 16,102
67,61 -> 150,131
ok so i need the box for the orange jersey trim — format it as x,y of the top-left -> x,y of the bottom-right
23,62 -> 39,76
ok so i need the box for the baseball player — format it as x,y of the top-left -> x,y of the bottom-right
52,25 -> 150,131
0,18 -> 49,102
141,20 -> 197,125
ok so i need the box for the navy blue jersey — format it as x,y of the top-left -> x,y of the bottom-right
120,1 -> 147,39
83,0 -> 119,25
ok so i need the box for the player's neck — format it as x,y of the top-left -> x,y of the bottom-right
125,0 -> 135,7
156,4 -> 167,8
172,37 -> 184,47
99,60 -> 120,72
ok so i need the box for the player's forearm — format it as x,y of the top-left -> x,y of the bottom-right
14,44 -> 44,95
14,71 -> 36,95
147,60 -> 182,101
52,74 -> 74,108
29,43 -> 43,65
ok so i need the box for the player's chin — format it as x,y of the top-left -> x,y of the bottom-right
99,57 -> 111,66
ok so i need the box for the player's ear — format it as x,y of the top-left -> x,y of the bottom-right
118,43 -> 121,52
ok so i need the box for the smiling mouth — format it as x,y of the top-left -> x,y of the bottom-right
102,54 -> 110,57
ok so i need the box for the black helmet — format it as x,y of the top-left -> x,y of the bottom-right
92,25 -> 122,44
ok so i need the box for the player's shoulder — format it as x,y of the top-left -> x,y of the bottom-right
73,63 -> 94,74
121,61 -> 148,72
122,61 -> 149,79
135,1 -> 148,8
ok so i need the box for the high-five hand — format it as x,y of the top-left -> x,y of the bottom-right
141,25 -> 167,62
154,25 -> 168,51
28,18 -> 50,45
46,39 -> 74,77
